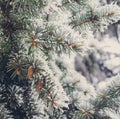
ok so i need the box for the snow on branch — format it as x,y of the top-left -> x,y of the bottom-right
72,2 -> 120,32
96,2 -> 120,31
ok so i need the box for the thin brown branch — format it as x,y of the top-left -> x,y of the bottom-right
72,12 -> 115,29
101,12 -> 114,18
62,1 -> 70,6
72,19 -> 91,28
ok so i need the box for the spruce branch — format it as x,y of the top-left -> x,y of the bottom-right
71,2 -> 120,32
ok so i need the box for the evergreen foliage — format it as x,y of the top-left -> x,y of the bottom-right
0,0 -> 120,118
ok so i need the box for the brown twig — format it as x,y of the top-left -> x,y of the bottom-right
72,12 -> 115,29
72,19 -> 91,28
62,1 -> 70,6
